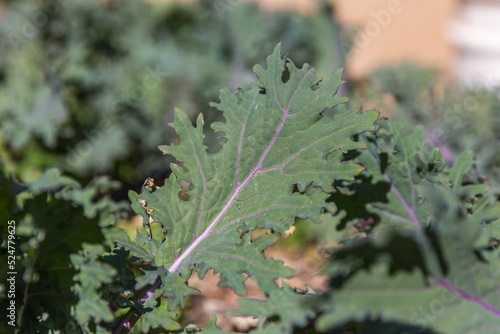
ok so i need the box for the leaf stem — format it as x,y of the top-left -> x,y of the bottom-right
113,277 -> 162,334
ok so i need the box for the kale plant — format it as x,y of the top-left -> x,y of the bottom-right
1,43 -> 499,334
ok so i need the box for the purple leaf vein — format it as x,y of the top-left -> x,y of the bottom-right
166,68 -> 311,273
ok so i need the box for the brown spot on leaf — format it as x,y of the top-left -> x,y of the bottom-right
177,179 -> 191,201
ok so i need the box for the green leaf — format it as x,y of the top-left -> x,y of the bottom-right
140,298 -> 181,332
23,168 -> 79,193
122,44 -> 378,328
203,315 -> 228,334
317,207 -> 500,333
314,123 -> 500,333
449,151 -> 474,191
233,283 -> 318,334
178,315 -> 227,334
72,245 -> 116,326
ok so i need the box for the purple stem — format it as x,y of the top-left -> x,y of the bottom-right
362,136 -> 421,230
113,278 -> 162,334
433,275 -> 500,318
386,179 -> 421,230
373,207 -> 416,225
372,134 -> 500,319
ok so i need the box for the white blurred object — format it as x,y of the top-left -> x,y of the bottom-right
446,1 -> 500,88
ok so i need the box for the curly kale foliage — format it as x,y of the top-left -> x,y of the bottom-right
111,44 -> 378,332
0,168 -> 127,333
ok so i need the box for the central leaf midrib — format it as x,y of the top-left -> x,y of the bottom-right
361,135 -> 420,230
167,110 -> 288,273
167,69 -> 310,273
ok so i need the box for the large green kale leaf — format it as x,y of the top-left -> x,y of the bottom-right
116,44 -> 378,331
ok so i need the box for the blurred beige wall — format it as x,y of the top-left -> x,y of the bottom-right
331,0 -> 458,80
247,0 -> 459,80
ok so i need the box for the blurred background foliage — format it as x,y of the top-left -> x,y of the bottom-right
364,64 -> 500,193
0,0 -> 343,191
1,0 -> 500,332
